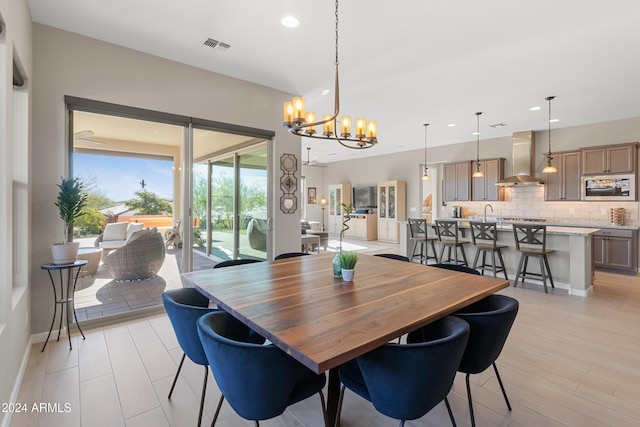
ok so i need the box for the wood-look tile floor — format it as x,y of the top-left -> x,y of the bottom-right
11,270 -> 640,427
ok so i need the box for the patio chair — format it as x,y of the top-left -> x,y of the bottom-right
105,228 -> 166,281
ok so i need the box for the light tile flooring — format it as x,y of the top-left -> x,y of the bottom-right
12,268 -> 640,426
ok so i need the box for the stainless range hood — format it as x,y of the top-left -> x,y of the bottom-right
496,131 -> 545,187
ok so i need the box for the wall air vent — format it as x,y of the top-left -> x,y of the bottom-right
202,38 -> 231,52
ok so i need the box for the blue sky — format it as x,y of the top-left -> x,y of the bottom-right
74,153 -> 174,202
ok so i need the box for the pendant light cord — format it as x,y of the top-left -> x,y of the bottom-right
546,96 -> 555,157
476,112 -> 482,169
423,123 -> 429,168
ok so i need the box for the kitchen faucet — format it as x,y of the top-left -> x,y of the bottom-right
484,204 -> 493,222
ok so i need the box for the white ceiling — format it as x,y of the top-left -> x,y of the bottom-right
29,0 -> 640,163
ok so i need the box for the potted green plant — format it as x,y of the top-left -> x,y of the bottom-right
51,177 -> 88,264
338,251 -> 358,281
332,202 -> 354,277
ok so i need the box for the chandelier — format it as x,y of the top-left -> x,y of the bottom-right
282,0 -> 378,149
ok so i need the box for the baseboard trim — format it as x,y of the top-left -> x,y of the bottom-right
1,336 -> 33,427
30,305 -> 166,344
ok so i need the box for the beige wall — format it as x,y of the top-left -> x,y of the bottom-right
0,0 -> 33,424
30,24 -> 304,335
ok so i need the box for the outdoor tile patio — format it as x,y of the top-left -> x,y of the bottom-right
72,235 -> 393,321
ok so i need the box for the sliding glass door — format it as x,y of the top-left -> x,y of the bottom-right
238,148 -> 268,257
192,128 -> 267,271
67,97 -> 274,320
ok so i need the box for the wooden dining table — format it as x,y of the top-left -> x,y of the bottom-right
182,253 -> 509,425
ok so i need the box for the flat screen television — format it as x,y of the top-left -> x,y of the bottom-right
352,186 -> 377,209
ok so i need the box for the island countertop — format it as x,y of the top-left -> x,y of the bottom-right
437,217 -> 639,231
419,219 -> 602,236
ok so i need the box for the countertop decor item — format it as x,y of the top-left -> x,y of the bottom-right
339,251 -> 359,281
333,202 -> 354,277
51,177 -> 87,264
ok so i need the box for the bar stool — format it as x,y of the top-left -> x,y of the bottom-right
408,218 -> 438,264
469,221 -> 509,280
512,224 -> 555,293
435,219 -> 469,266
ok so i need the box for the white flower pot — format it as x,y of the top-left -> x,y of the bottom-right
341,268 -> 355,282
51,242 -> 80,265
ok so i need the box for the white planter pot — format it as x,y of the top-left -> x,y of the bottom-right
341,268 -> 355,282
51,242 -> 80,265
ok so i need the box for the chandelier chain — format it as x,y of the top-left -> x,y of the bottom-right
335,0 -> 339,66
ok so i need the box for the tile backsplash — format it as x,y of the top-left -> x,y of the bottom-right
445,186 -> 639,226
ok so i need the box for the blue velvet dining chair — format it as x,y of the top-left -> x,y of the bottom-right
374,253 -> 411,262
162,288 -> 218,427
453,294 -> 519,427
431,263 -> 481,275
274,252 -> 310,260
213,258 -> 263,268
336,316 -> 470,427
197,311 -> 328,426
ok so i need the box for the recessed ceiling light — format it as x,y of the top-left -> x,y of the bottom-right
529,106 -> 542,111
472,132 -> 480,136
550,118 -> 559,123
447,123 -> 456,127
281,16 -> 300,28
321,89 -> 330,96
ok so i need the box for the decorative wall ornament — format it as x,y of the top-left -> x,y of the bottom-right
280,153 -> 298,214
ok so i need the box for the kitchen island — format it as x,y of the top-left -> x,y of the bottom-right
401,221 -> 600,296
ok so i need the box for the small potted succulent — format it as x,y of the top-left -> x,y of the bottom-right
338,251 -> 359,282
51,177 -> 87,264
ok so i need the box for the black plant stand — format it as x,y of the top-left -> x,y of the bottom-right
41,260 -> 87,352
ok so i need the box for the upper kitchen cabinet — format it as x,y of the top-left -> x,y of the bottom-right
544,151 -> 581,201
471,158 -> 505,201
581,143 -> 638,175
443,162 -> 471,201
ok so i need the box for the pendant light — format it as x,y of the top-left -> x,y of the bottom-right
421,123 -> 430,181
542,96 -> 558,174
472,112 -> 484,178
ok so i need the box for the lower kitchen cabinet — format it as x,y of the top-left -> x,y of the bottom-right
593,229 -> 638,273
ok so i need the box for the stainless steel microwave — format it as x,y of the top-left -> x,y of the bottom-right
581,174 -> 636,201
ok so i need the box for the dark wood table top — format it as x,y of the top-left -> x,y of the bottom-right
182,253 -> 509,374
